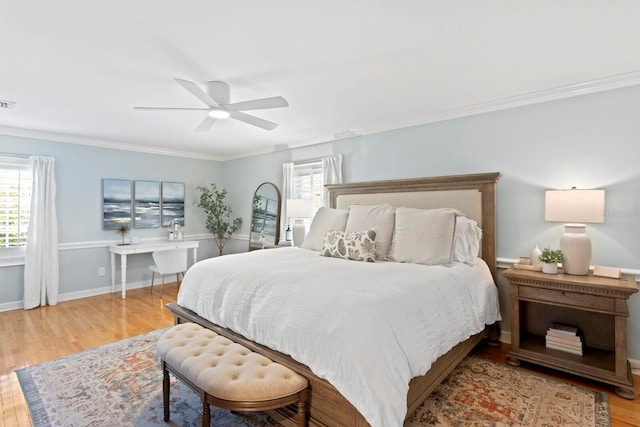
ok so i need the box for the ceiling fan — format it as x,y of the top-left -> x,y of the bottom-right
134,78 -> 289,131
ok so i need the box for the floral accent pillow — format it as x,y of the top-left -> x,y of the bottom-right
321,228 -> 377,262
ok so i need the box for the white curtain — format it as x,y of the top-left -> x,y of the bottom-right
24,156 -> 59,309
322,154 -> 343,207
280,162 -> 294,242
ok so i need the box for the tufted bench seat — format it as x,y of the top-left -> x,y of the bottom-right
156,322 -> 308,427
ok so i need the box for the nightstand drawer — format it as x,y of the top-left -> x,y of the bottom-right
519,285 -> 615,311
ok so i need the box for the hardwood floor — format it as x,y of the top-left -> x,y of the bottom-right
0,285 -> 179,426
1,284 -> 639,426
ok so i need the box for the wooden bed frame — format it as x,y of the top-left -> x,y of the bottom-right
167,171 -> 501,426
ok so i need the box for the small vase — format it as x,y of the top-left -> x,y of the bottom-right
542,262 -> 558,274
531,245 -> 542,266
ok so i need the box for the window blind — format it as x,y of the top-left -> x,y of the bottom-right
0,157 -> 32,248
292,160 -> 324,214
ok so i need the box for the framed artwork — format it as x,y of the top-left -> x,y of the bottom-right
134,180 -> 161,228
161,182 -> 185,227
102,179 -> 132,230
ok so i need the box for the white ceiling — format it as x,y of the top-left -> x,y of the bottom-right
2,1 -> 640,161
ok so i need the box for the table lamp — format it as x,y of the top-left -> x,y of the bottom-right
545,187 -> 605,275
287,198 -> 313,246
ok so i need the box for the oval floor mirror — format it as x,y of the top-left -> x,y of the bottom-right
249,182 -> 281,251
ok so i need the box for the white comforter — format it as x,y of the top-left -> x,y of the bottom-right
177,247 -> 501,427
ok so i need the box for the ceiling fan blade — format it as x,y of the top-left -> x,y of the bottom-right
206,81 -> 231,105
226,96 -> 289,111
195,115 -> 217,132
174,78 -> 220,108
134,107 -> 209,111
229,111 -> 278,130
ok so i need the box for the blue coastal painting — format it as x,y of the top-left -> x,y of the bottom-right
103,179 -> 132,230
134,180 -> 161,228
161,182 -> 185,227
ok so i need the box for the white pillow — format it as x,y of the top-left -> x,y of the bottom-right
301,207 -> 349,251
345,204 -> 395,259
452,216 -> 482,265
390,207 -> 457,265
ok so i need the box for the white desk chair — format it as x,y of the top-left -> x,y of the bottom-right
149,248 -> 188,298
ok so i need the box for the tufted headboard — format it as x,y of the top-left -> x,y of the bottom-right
326,172 -> 501,279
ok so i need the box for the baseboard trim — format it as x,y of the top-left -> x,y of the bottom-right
0,279 -> 152,312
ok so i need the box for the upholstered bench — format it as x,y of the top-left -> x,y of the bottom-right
156,322 -> 309,427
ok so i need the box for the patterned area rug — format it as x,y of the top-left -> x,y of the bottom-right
16,329 -> 609,426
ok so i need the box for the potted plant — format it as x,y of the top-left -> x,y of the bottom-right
115,224 -> 131,245
197,183 -> 242,256
538,247 -> 563,274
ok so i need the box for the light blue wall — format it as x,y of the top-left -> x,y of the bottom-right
2,85 -> 639,359
222,85 -> 640,359
0,135 -> 222,305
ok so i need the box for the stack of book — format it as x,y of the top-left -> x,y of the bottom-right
545,323 -> 584,356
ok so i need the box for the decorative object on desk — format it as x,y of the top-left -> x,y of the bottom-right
115,224 -> 130,245
538,247 -> 563,274
249,182 -> 281,251
545,187 -> 605,275
168,219 -> 184,241
102,178 -> 132,230
287,198 -> 312,246
134,180 -> 161,228
161,182 -> 185,227
513,262 -> 542,271
196,183 -> 242,256
593,265 -> 621,279
530,244 -> 542,266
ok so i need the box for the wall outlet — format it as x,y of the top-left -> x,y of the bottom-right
98,267 -> 106,276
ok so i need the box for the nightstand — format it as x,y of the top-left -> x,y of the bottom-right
503,268 -> 639,399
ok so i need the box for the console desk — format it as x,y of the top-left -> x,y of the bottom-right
109,240 -> 199,299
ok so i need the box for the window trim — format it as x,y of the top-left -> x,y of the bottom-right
0,155 -> 31,265
291,160 -> 324,229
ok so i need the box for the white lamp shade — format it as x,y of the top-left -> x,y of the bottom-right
287,198 -> 313,219
545,188 -> 605,276
545,189 -> 605,224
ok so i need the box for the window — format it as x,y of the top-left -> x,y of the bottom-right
286,160 -> 324,231
0,156 -> 32,263
292,160 -> 323,213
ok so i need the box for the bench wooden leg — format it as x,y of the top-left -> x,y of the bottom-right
201,391 -> 210,427
162,362 -> 170,422
297,388 -> 308,427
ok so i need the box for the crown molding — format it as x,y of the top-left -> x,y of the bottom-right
0,126 -> 224,162
3,71 -> 640,162
276,70 -> 640,155
360,70 -> 640,137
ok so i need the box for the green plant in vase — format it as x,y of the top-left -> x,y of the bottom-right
539,247 -> 563,274
196,183 -> 242,256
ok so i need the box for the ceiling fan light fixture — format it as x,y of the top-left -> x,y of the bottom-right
208,108 -> 230,119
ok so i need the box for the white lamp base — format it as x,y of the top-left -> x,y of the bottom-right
292,219 -> 306,246
560,224 -> 591,275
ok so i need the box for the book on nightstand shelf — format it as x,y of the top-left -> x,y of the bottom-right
546,323 -> 584,356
